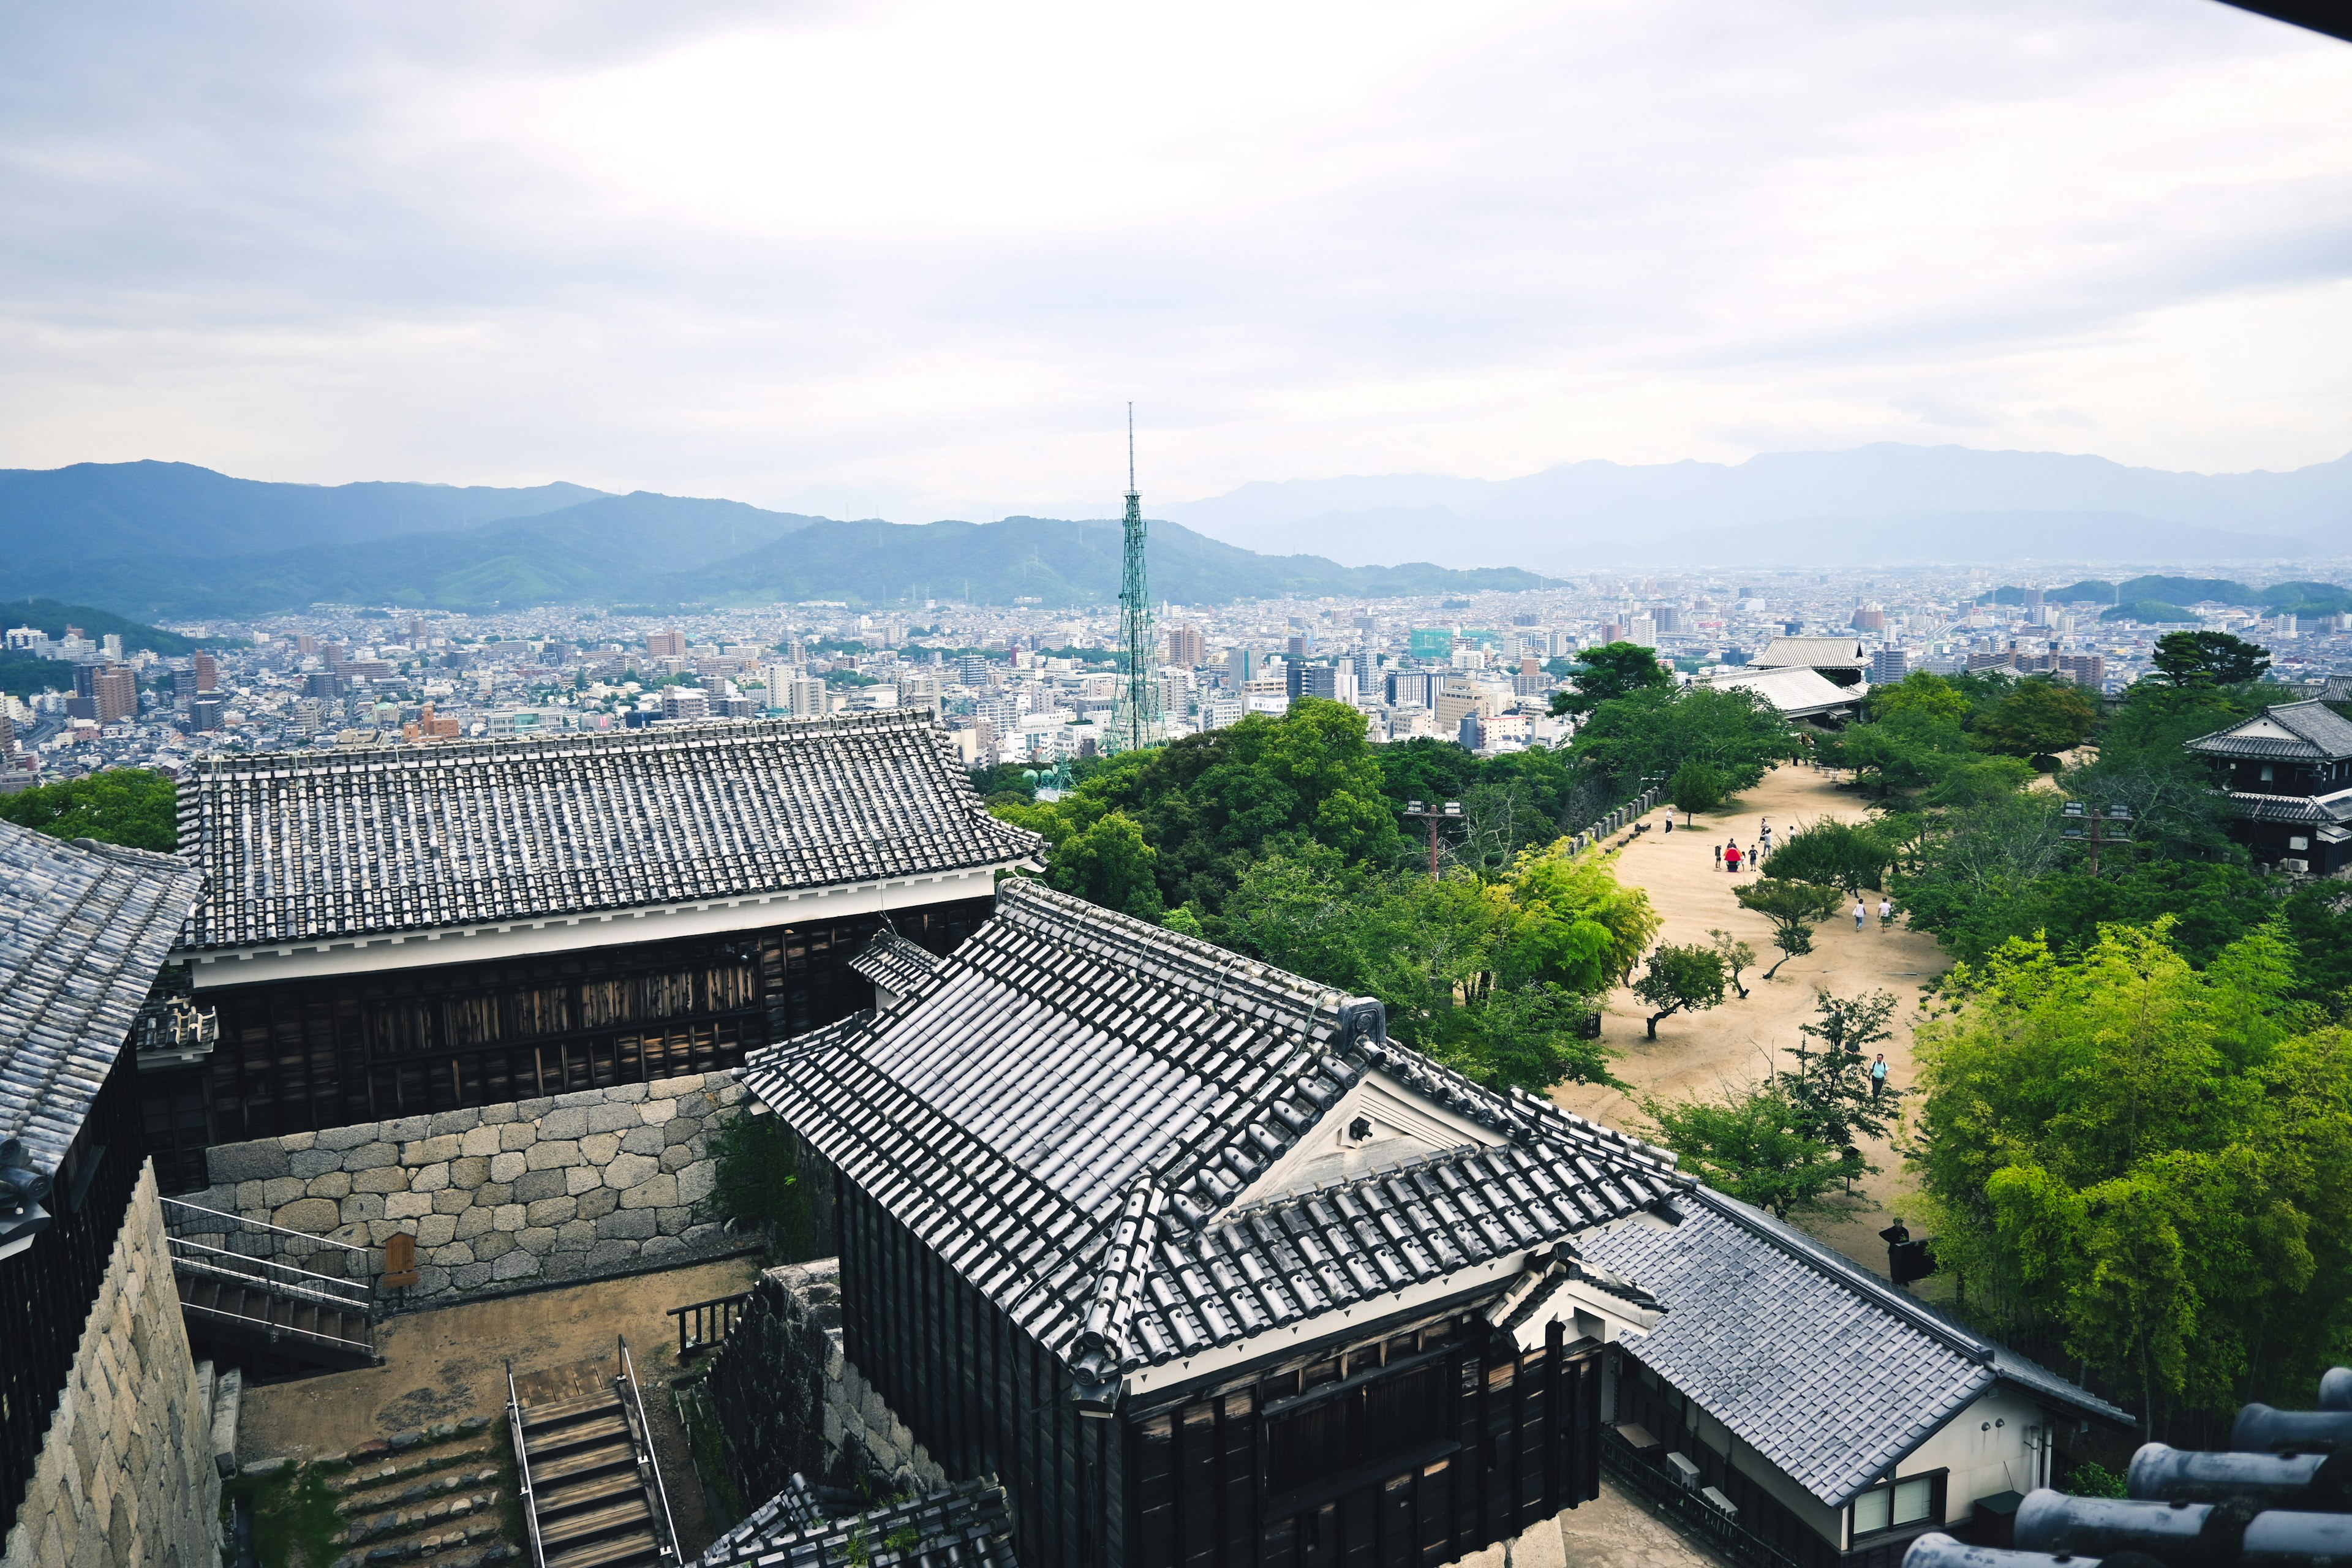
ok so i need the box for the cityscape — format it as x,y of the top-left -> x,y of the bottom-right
2,6 -> 2350,1568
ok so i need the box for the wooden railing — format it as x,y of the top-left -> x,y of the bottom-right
1600,1429 -> 1805,1568
669,1292 -> 753,1360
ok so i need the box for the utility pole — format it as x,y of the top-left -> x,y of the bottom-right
1114,404 -> 1161,753
1401,799 -> 1463,879
2062,800 -> 2133,875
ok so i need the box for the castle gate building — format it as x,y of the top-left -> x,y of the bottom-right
146,713 -> 1041,1189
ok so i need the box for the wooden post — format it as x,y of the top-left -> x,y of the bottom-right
382,1231 -> 420,1289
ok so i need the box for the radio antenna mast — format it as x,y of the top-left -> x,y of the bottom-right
1114,403 -> 1161,753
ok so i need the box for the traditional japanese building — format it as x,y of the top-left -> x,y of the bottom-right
148,713 -> 1042,1189
2183,699 -> 2352,874
742,880 -> 1688,1568
1,820 -> 219,1562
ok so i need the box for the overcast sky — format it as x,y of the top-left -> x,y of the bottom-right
1,1 -> 2345,522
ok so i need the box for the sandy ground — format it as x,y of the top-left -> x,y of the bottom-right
239,1256 -> 764,1549
1446,1476 -> 1725,1568
1552,763 -> 1952,1277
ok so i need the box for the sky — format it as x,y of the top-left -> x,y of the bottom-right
1,1 -> 2346,524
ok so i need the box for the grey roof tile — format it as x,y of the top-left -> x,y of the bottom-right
173,713 -> 1041,951
2185,700 -> 2352,762
0,822 -> 202,1175
701,1474 -> 1018,1567
742,881 -> 1683,1388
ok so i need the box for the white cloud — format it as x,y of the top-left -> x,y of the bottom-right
0,0 -> 2343,521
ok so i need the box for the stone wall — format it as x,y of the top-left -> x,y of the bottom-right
707,1259 -> 945,1509
2,1162 -> 222,1568
181,1071 -> 748,1306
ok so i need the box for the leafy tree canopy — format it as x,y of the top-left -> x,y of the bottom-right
1554,641 -> 1675,717
1645,1088 -> 1855,1219
1762,818 -> 1898,894
1973,677 -> 2098,761
2149,630 -> 2272,685
1570,683 -> 1794,796
1909,921 -> 2351,1424
0,768 -> 178,852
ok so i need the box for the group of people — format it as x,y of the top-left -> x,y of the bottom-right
1714,818 -> 1773,873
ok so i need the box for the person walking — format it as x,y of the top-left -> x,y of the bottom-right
1714,842 -> 1724,871
1853,898 -> 1867,931
1879,896 -> 1894,930
1870,1053 -> 1889,1098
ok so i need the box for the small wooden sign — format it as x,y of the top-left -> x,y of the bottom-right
382,1232 -> 420,1289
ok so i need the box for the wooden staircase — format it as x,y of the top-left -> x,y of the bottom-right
175,1267 -> 377,1369
161,1199 -> 380,1373
510,1340 -> 679,1568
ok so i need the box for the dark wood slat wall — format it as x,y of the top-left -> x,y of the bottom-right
144,899 -> 993,1192
836,1172 -> 1603,1568
1618,1365 -> 1847,1568
838,1182 -> 1120,1568
0,1053 -> 145,1526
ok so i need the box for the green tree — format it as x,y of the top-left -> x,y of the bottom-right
1784,989 -> 1901,1146
1044,810 -> 1165,919
1708,929 -> 1755,1000
0,768 -> 179,851
1909,922 -> 2351,1427
1670,760 -> 1727,821
1866,670 -> 1973,726
1762,818 -> 1894,893
1632,943 -> 1727,1039
1572,684 -> 1794,795
2150,630 -> 2272,687
1644,1087 -> 1853,1219
1552,641 -> 1674,718
1974,677 -> 2098,762
1734,879 -> 1845,979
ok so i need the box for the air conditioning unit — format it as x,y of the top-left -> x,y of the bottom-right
1666,1452 -> 1702,1490
2279,858 -> 2310,874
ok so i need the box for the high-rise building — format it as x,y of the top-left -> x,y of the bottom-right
0,709 -> 14,756
785,678 -> 830,717
190,695 -> 226,732
1869,648 -> 1910,685
1166,624 -> 1205,668
101,634 -> 123,660
646,629 -> 688,659
661,688 -> 712,722
74,662 -> 137,723
1648,606 -> 1681,636
1627,615 -> 1658,646
1852,606 -> 1888,633
1286,634 -> 1313,661
193,652 -> 218,691
2056,653 -> 2106,688
304,671 -> 345,700
296,633 -> 320,657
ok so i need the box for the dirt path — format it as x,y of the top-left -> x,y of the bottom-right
1551,763 -> 1952,1277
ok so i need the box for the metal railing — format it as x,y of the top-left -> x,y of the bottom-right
669,1291 -> 753,1360
508,1360 -> 550,1568
617,1336 -> 683,1564
160,1197 -> 377,1344
1601,1430 -> 1805,1568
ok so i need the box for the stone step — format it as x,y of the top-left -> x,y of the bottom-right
337,1465 -> 501,1518
338,1488 -> 500,1547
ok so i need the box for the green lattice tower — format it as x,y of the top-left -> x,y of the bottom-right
1115,404 -> 1161,752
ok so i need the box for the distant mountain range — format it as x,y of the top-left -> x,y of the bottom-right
0,462 -> 1540,617
1158,445 -> 2352,570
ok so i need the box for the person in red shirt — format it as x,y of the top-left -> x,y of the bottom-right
1725,842 -> 1742,873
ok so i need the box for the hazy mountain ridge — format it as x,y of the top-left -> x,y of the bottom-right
0,464 -> 1537,615
1161,444 -> 2352,568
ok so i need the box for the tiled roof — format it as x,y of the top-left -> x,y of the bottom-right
2225,790 -> 2352,826
1577,1186 -> 2130,1507
741,881 -> 1684,1398
848,927 -> 943,999
702,1474 -> 1019,1567
1755,637 -> 1869,669
2185,701 -> 2352,763
173,713 -> 1042,951
1701,665 -> 1858,718
0,822 -> 202,1175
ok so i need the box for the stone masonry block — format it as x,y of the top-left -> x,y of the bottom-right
595,1208 -> 657,1242
401,1134 -> 461,1166
477,1182 -> 513,1207
556,1219 -> 596,1250
350,1166 -> 411,1194
206,1142 -> 290,1185
524,1140 -> 580,1171
434,1188 -> 473,1215
382,1114 -> 431,1144
619,1126 -> 665,1157
525,1196 -> 577,1227
617,1174 -> 677,1210
498,1123 -> 538,1152
641,1234 -> 685,1262
341,1142 -> 399,1172
586,1238 -> 640,1270
538,1107 -> 587,1140
659,1144 -> 698,1175
339,1193 -> 386,1224
489,1152 -> 526,1183
473,1231 -> 515,1261
458,1128 -> 499,1160
450,1261 -> 494,1289
258,1176 -> 306,1208
384,1191 -> 435,1221
513,1169 -> 567,1204
306,1170 -> 353,1200
450,1156 -> 491,1189
454,1207 -> 496,1242
494,1204 -> 527,1231
602,1153 -> 658,1189
656,1206 -> 690,1235
479,1101 -> 518,1126
516,1226 -> 559,1257
492,1250 -> 541,1281
315,1123 -> 382,1153
554,1087 -> 606,1111
638,1099 -> 677,1126
416,1213 -> 459,1248
427,1108 -> 483,1137
514,1096 -> 555,1120
578,1133 -> 621,1166
585,1103 -> 639,1134
676,1162 -> 717,1207
576,1188 -> 619,1221
566,1166 -> 603,1196
272,1197 -> 339,1233
411,1162 -> 451,1194
288,1147 -> 345,1180
663,1119 -> 698,1147
647,1073 -> 704,1099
